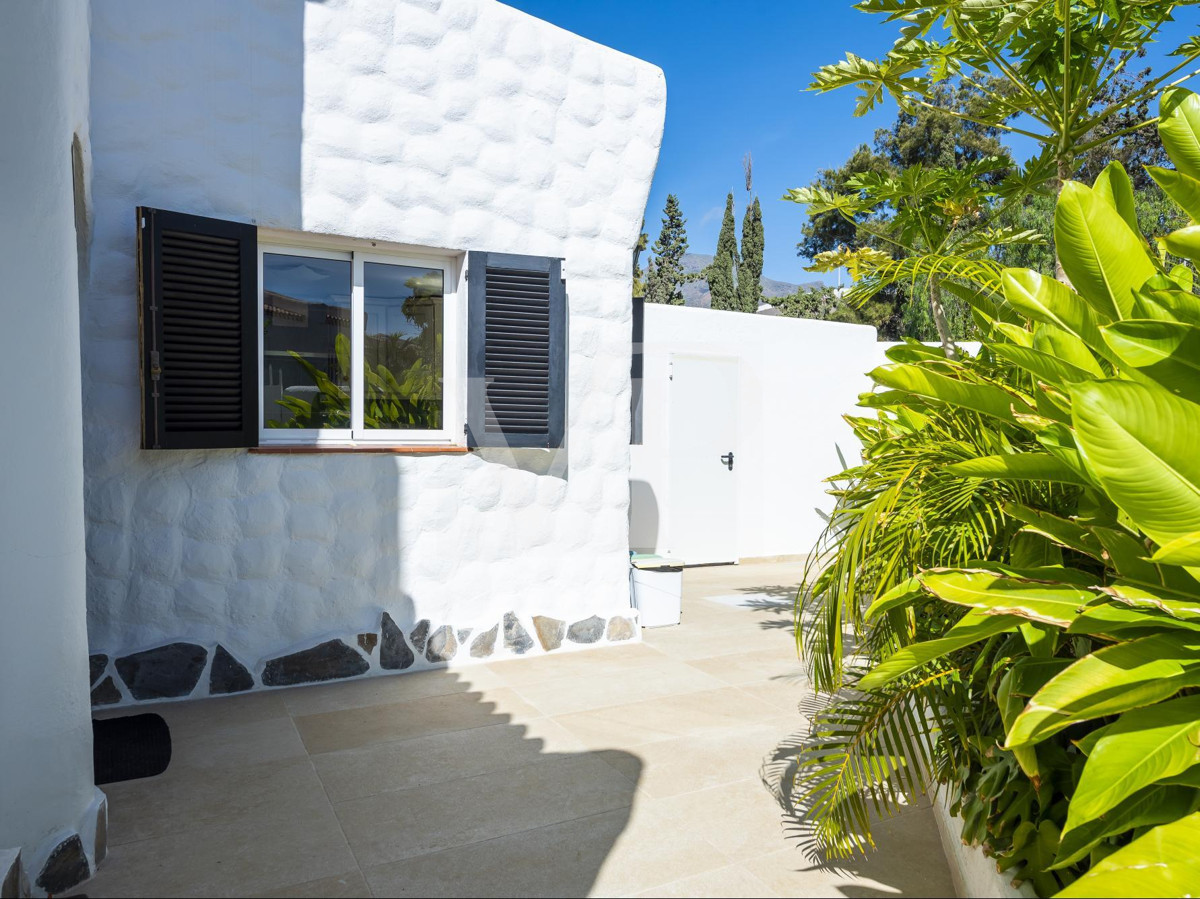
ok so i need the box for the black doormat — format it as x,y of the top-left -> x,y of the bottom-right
93,713 -> 172,785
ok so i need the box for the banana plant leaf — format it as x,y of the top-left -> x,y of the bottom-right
944,453 -> 1091,487
918,569 -> 1099,628
870,364 -> 1034,422
1055,811 -> 1200,897
1006,633 -> 1200,749
1004,503 -> 1104,558
1064,694 -> 1200,834
1147,164 -> 1200,222
1159,86 -> 1200,184
1071,380 -> 1200,549
1101,319 -> 1200,405
1001,269 -> 1112,357
1092,162 -> 1142,241
1054,181 -> 1156,321
1051,784 -> 1200,871
990,344 -> 1097,390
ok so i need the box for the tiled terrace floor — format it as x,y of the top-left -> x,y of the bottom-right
81,561 -> 954,898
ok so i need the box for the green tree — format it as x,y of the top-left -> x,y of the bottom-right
645,194 -> 689,306
706,193 -> 739,310
812,1 -> 1200,277
632,223 -> 648,299
738,197 -> 765,312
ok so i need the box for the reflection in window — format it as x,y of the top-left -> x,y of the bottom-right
262,254 -> 352,429
364,263 -> 444,430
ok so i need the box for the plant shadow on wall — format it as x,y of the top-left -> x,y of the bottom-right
788,86 -> 1200,898
86,669 -> 644,896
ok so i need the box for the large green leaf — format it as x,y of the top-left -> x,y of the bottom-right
919,569 -> 1097,628
856,610 -> 1022,691
1071,380 -> 1200,548
1064,694 -> 1200,834
1133,279 -> 1200,323
1055,812 -> 1200,897
1051,785 -> 1200,871
1006,633 -> 1200,749
1162,224 -> 1200,265
944,453 -> 1091,486
870,364 -> 1033,422
1031,322 -> 1105,378
1147,165 -> 1200,222
1092,161 -> 1141,238
1160,87 -> 1200,184
1102,319 -> 1200,405
1151,532 -> 1200,566
991,344 -> 1096,390
1054,181 -> 1157,321
1001,269 -> 1112,354
1004,503 -> 1103,558
1102,582 -> 1200,617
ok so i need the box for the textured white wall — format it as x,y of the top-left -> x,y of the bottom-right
0,0 -> 101,879
630,305 -> 884,560
83,1 -> 665,675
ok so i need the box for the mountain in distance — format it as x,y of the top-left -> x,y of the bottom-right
677,253 -> 825,308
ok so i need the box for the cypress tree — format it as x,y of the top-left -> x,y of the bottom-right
738,197 -> 764,313
644,194 -> 689,306
705,193 -> 738,310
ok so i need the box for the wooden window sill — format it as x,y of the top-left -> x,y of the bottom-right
250,445 -> 471,455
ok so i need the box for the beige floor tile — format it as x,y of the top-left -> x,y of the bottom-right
314,717 -> 585,802
734,676 -> 815,716
597,722 -> 796,800
686,649 -> 807,687
79,797 -> 357,898
484,641 -> 669,687
279,665 -> 509,717
642,624 -> 785,663
364,803 -> 729,899
513,661 -> 728,717
104,757 -> 330,847
630,864 -> 782,898
336,752 -> 639,867
551,686 -> 785,750
293,686 -> 540,755
649,778 -> 797,863
248,870 -> 371,898
168,712 -> 309,771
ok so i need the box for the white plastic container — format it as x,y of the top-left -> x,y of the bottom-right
630,565 -> 683,627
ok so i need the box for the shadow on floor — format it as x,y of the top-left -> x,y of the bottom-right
83,667 -> 643,898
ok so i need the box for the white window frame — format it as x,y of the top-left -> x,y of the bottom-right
258,235 -> 464,447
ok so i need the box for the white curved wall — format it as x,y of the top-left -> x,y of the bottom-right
0,0 -> 99,879
83,0 -> 665,686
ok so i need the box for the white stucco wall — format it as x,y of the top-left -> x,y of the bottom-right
0,0 -> 105,884
82,0 -> 665,692
630,305 -> 885,560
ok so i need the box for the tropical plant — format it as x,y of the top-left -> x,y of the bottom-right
794,87 -> 1200,897
271,332 -> 442,430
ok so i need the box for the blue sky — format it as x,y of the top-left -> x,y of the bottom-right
503,1 -> 1200,287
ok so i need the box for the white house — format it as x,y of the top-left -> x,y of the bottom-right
1,0 -> 664,893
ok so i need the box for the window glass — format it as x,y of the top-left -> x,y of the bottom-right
363,262 -> 444,430
262,254 -> 352,429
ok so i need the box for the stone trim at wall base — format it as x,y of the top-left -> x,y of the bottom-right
933,796 -> 1037,899
17,788 -> 106,899
88,610 -> 640,710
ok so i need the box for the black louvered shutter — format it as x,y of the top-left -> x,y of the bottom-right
466,252 -> 566,448
137,207 -> 257,449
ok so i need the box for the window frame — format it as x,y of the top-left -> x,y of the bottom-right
257,235 -> 464,447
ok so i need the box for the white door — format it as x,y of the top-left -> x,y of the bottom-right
666,354 -> 739,564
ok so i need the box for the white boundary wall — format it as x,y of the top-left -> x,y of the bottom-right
630,304 -> 887,561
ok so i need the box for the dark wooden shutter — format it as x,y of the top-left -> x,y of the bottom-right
137,207 -> 257,449
466,251 -> 566,448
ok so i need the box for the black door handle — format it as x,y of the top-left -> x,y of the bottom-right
720,452 -> 734,471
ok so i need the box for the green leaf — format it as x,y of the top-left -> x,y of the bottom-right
1055,181 -> 1157,321
1052,785 -> 1200,871
1150,532 -> 1200,567
1007,633 -> 1200,748
1147,165 -> 1200,223
870,364 -> 1033,422
863,576 -> 923,620
1064,694 -> 1200,834
944,453 -> 1091,486
857,610 -> 1022,692
1031,322 -> 1105,378
1004,503 -> 1104,558
1071,380 -> 1200,549
1160,87 -> 1200,184
1162,224 -> 1200,266
1102,320 -> 1200,405
1001,269 -> 1112,359
1056,812 -> 1200,897
991,344 -> 1096,390
919,569 -> 1096,628
1092,161 -> 1140,239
